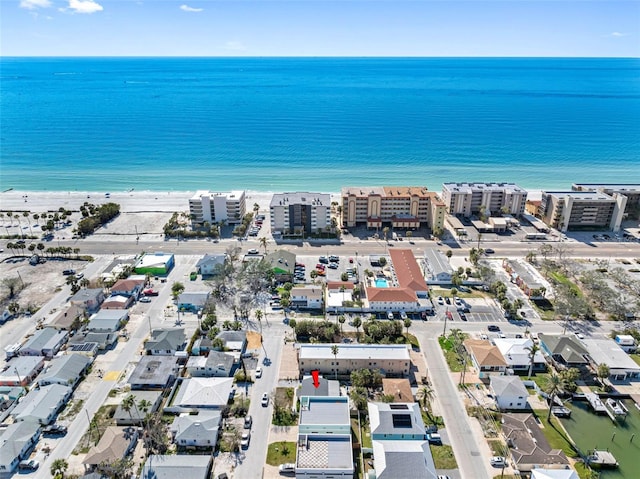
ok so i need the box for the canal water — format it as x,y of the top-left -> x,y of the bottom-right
559,399 -> 640,478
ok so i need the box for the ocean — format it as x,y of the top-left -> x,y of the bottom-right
1,57 -> 639,193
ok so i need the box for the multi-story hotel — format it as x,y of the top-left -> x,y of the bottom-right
441,182 -> 527,217
188,190 -> 246,225
572,183 -> 640,220
341,186 -> 445,232
538,191 -> 626,232
270,192 -> 331,235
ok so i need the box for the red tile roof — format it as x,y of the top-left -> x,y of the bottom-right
388,249 -> 428,293
367,287 -> 416,303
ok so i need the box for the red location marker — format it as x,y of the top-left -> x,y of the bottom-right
311,370 -> 320,388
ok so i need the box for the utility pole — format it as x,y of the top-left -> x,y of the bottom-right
442,308 -> 449,337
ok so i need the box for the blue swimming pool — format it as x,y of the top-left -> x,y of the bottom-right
374,278 -> 389,288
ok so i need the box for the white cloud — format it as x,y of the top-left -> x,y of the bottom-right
605,32 -> 628,38
224,40 -> 246,51
62,0 -> 104,14
20,0 -> 52,9
180,4 -> 203,13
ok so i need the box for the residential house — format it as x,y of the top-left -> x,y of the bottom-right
295,396 -> 353,479
299,375 -> 340,398
290,286 -> 324,310
538,334 -> 589,367
341,186 -> 446,232
0,386 -> 25,413
87,309 -> 128,333
186,352 -> 235,378
530,468 -> 579,479
145,328 -> 186,356
265,250 -> 296,282
493,338 -> 547,374
270,192 -> 331,235
19,328 -> 68,358
48,304 -> 85,331
83,426 -> 138,472
70,288 -> 105,313
368,402 -> 437,479
176,292 -> 210,313
69,331 -> 117,351
490,375 -> 529,410
463,339 -> 508,380
0,420 -> 41,478
141,455 -> 212,479
134,253 -> 175,276
502,413 -> 569,472
113,390 -> 162,425
382,378 -> 414,403
614,334 -> 637,353
0,356 -> 44,387
110,278 -> 145,298
216,331 -> 247,354
170,411 -> 221,449
11,384 -> 72,425
166,377 -> 234,413
101,294 -> 135,310
423,248 -> 454,283
195,254 -> 226,276
503,259 -> 547,298
128,356 -> 178,390
37,353 -> 92,388
325,282 -> 356,314
582,338 -> 640,381
298,344 -> 411,378
191,337 -> 214,356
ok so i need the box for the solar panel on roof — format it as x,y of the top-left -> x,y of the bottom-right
392,413 -> 413,428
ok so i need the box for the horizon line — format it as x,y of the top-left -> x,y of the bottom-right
1,55 -> 639,60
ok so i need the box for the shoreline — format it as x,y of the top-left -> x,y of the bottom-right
0,188 -> 543,213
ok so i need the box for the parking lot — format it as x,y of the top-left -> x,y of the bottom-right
432,297 -> 506,324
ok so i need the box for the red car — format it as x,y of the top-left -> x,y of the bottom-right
349,257 -> 354,263
143,289 -> 159,296
315,264 -> 325,270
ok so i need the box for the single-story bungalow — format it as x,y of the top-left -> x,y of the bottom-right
195,254 -> 226,276
110,278 -> 145,298
493,337 -> 547,374
582,338 -> 640,381
166,377 -> 234,413
463,339 -> 508,380
186,352 -> 235,378
37,353 -> 92,388
69,331 -> 117,351
141,455 -> 212,479
538,334 -> 589,367
490,375 -> 530,410
0,356 -> 44,387
113,390 -> 163,426
19,328 -> 68,358
128,356 -> 178,390
0,420 -> 41,477
11,383 -> 72,425
48,304 -> 85,331
177,292 -> 210,313
82,426 -> 138,471
134,253 -> 175,276
170,411 -> 222,449
423,248 -> 454,283
87,309 -> 129,333
101,294 -> 135,310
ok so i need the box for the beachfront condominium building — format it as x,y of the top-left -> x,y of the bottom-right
341,186 -> 446,232
270,192 -> 331,235
188,190 -> 246,226
572,183 -> 640,221
538,191 -> 626,232
441,182 -> 528,217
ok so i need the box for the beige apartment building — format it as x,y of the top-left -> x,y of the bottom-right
341,186 -> 445,232
270,192 -> 331,235
188,190 -> 246,226
441,182 -> 527,217
538,191 -> 626,232
572,183 -> 640,222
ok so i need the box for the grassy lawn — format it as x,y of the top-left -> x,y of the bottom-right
529,372 -> 551,391
431,287 -> 485,299
631,354 -> 640,366
532,410 -> 579,458
405,333 -> 420,350
548,271 -> 582,297
438,336 -> 465,372
429,444 -> 457,469
266,441 -> 297,466
487,439 -> 508,456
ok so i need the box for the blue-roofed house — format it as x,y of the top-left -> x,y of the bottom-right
11,384 -> 72,425
37,353 -> 92,388
70,288 -> 105,313
19,328 -> 68,358
0,420 -> 41,477
170,411 -> 222,449
177,292 -> 210,313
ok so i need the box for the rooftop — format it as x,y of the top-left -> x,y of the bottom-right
443,182 -> 527,193
299,396 -> 350,426
389,249 -> 428,292
582,338 -> 640,371
270,192 -> 331,207
463,339 -> 508,367
423,248 -> 454,277
372,440 -> 437,479
299,344 -> 410,361
142,455 -> 212,479
543,190 -> 614,201
129,356 -> 178,387
296,434 -> 353,470
171,377 -> 233,408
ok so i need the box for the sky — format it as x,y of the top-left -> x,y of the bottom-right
0,0 -> 638,57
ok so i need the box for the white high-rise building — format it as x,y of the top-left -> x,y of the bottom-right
441,182 -> 527,217
270,192 -> 331,235
188,190 -> 246,225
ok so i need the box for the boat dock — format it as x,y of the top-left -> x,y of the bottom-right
585,393 -> 616,421
587,450 -> 619,468
551,406 -> 571,418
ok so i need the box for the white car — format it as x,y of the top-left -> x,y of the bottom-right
247,248 -> 259,254
241,431 -> 251,449
490,456 -> 506,467
255,367 -> 263,378
437,296 -> 444,305
261,392 -> 269,407
279,463 -> 296,475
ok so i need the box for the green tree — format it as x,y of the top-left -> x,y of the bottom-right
597,363 -> 610,387
352,316 -> 362,338
338,315 -> 346,334
331,344 -> 339,379
525,343 -> 540,378
382,226 -> 390,242
403,318 -> 412,336
417,385 -> 435,422
445,250 -> 453,259
171,281 -> 185,298
50,458 -> 68,478
545,373 -> 563,421
255,309 -> 263,332
259,237 -> 269,254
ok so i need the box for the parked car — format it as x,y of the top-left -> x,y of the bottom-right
445,297 -> 451,305
400,311 -> 408,320
244,415 -> 253,429
143,289 -> 159,296
488,325 -> 500,332
241,431 -> 251,449
261,392 -> 269,407
247,249 -> 259,255
18,460 -> 39,471
490,456 -> 506,467
255,367 -> 263,378
427,433 -> 442,444
139,297 -> 152,303
485,248 -> 495,254
279,463 -> 296,475
318,256 -> 329,264
62,269 -> 76,276
387,311 -> 394,320
43,424 -> 67,436
327,263 -> 339,269
437,296 -> 444,305
459,312 -> 467,321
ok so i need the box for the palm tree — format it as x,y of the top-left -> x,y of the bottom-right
405,230 -> 413,242
259,237 -> 269,254
417,385 -> 435,421
382,226 -> 390,242
121,394 -> 139,425
352,316 -> 362,339
50,458 -> 68,478
338,315 -> 346,334
545,373 -> 563,421
403,318 -> 412,336
23,211 -> 32,236
331,344 -> 339,379
525,343 -> 541,378
255,309 -> 263,332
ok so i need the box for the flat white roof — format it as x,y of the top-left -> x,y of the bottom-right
299,344 -> 410,361
582,339 -> 640,371
138,253 -> 174,267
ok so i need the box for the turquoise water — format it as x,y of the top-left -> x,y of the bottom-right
560,399 -> 640,478
374,278 -> 389,288
1,57 -> 639,192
